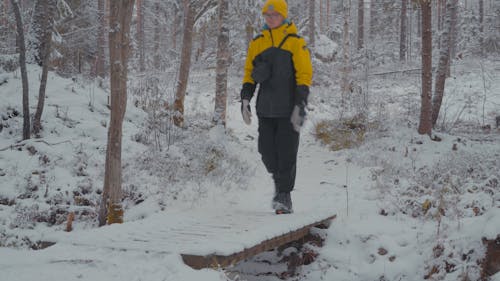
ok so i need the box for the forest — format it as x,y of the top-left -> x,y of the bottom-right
0,1 -> 499,280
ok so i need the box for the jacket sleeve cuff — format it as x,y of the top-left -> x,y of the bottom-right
240,82 -> 256,101
295,85 -> 309,106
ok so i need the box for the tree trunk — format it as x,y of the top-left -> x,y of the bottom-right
320,0 -> 324,34
418,0 -> 432,136
100,0 -> 135,226
96,0 -> 106,78
33,0 -> 56,136
30,0 -> 53,66
369,0 -> 376,40
136,0 -> 145,72
357,0 -> 364,50
326,0 -> 331,31
195,25 -> 207,62
2,0 -> 8,26
213,0 -> 229,126
153,2 -> 161,70
432,0 -> 458,127
446,1 -> 459,78
341,0 -> 351,109
479,0 -> 484,56
11,0 -> 30,140
437,0 -> 442,32
309,0 -> 315,46
173,0 -> 195,127
417,4 -> 421,37
172,5 -> 181,51
400,0 -> 407,61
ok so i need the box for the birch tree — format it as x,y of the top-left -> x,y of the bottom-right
417,0 -> 432,135
11,0 -> 29,140
432,0 -> 458,127
213,0 -> 229,126
100,0 -> 135,226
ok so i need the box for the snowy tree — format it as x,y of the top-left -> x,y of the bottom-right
417,0 -> 432,136
232,0 -> 260,47
1,0 -> 9,27
136,0 -> 145,72
400,0 -> 407,61
341,0 -> 351,109
308,0 -> 315,46
357,0 -> 364,50
432,0 -> 458,127
100,0 -> 135,226
96,0 -> 106,78
213,0 -> 229,127
172,0 -> 195,128
32,0 -> 57,135
10,0 -> 29,140
173,0 -> 216,127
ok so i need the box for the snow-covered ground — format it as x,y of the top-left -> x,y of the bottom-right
0,59 -> 499,281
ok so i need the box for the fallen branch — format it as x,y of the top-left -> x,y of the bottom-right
0,139 -> 72,151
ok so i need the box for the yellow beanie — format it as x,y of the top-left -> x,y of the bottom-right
262,0 -> 288,19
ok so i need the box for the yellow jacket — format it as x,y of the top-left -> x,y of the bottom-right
241,21 -> 313,117
243,22 -> 313,87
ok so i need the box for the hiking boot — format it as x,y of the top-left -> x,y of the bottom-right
272,192 -> 293,214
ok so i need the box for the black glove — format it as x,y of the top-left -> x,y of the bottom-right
240,82 -> 256,101
294,85 -> 310,107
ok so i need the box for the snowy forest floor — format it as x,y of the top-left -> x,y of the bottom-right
0,57 -> 500,281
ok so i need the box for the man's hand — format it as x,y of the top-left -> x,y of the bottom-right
241,99 -> 252,125
290,105 -> 306,132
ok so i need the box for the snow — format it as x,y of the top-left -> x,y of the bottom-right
0,59 -> 499,281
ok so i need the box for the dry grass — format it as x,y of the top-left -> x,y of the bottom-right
313,117 -> 368,151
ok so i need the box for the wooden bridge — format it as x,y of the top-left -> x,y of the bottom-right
48,206 -> 337,270
180,212 -> 336,269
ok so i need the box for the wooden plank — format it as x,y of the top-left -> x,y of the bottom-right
181,214 -> 336,270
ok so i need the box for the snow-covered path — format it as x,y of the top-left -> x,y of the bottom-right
0,120 -> 352,281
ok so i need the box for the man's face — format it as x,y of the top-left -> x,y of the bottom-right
263,11 -> 284,29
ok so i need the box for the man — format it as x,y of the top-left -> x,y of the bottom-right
240,0 -> 313,214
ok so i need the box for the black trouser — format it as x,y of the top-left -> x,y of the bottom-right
258,117 -> 300,193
